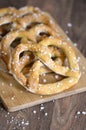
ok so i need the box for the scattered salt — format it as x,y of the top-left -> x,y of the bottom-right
33,110 -> 37,114
67,22 -> 72,27
25,121 -> 29,125
52,99 -> 55,102
22,126 -> 25,130
38,117 -> 40,120
75,115 -> 77,118
82,111 -> 86,115
2,90 -> 5,94
76,111 -> 86,116
13,127 -> 16,130
2,82 -> 4,86
45,112 -> 48,116
21,121 -> 24,124
65,30 -> 69,34
43,79 -> 47,83
20,90 -> 23,93
74,43 -> 77,47
55,75 -> 59,79
11,96 -> 15,100
9,83 -> 13,87
67,37 -> 70,41
82,66 -> 85,70
7,112 -> 10,115
40,95 -> 43,98
5,115 -> 7,117
77,57 -> 80,62
77,111 -> 81,115
42,73 -> 46,76
40,106 -> 45,111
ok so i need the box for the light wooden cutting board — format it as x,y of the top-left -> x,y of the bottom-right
0,23 -> 86,112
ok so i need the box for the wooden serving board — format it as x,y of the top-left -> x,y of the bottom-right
0,23 -> 86,112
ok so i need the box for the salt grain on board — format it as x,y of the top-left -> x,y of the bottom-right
65,30 -> 69,34
76,111 -> 86,115
45,112 -> 48,116
67,22 -> 72,27
74,43 -> 77,47
33,110 -> 37,114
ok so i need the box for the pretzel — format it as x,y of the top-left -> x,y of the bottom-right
11,36 -> 80,95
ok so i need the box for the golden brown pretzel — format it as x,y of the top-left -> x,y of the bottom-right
11,37 -> 80,95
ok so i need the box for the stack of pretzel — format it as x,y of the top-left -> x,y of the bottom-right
0,6 -> 81,95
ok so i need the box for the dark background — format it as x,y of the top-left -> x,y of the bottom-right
0,0 -> 86,130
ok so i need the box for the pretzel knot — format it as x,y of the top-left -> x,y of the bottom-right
11,37 -> 81,95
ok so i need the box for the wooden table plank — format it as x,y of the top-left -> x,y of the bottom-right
0,0 -> 86,130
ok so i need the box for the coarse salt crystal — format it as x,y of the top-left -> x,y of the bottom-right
77,57 -> 80,62
67,38 -> 70,41
21,121 -> 24,124
25,121 -> 29,125
55,75 -> 59,79
43,79 -> 47,83
33,110 -> 37,114
42,73 -> 46,76
2,90 -> 5,94
65,30 -> 69,34
45,112 -> 48,116
77,111 -> 81,115
74,43 -> 77,47
11,96 -> 15,100
2,82 -> 4,86
9,83 -> 13,87
82,111 -> 86,115
67,23 -> 72,27
40,106 -> 45,111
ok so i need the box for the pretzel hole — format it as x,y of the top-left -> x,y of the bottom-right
39,72 -> 64,84
21,12 -> 33,18
10,38 -> 21,48
19,51 -> 25,58
0,23 -> 12,36
26,22 -> 41,30
37,32 -> 50,42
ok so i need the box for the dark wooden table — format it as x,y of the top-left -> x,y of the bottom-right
0,0 -> 86,130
